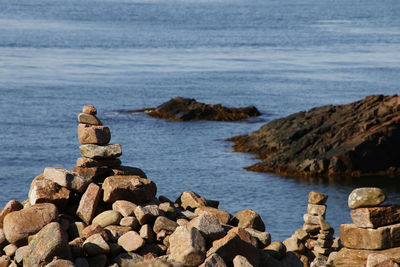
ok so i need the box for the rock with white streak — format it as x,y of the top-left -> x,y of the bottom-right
43,167 -> 90,192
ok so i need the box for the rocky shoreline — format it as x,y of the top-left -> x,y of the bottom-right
228,94 -> 400,178
0,105 -> 400,266
129,97 -> 261,121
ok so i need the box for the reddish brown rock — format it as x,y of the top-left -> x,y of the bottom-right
118,231 -> 145,252
45,259 -> 75,267
350,205 -> 400,228
231,209 -> 265,232
134,205 -> 160,225
334,247 -> 400,266
23,222 -> 71,266
102,175 -> 157,204
3,203 -> 58,244
43,167 -> 90,192
82,224 -> 109,241
76,157 -> 121,168
0,200 -> 23,228
78,113 -> 102,125
194,206 -> 231,224
73,166 -> 111,180
83,233 -> 110,256
104,225 -> 132,242
153,216 -> 178,234
112,200 -> 137,217
228,95 -> 400,177
111,166 -> 147,178
76,183 -> 101,224
78,124 -> 111,145
176,191 -> 207,210
187,214 -> 225,242
83,105 -> 97,115
120,217 -> 140,229
308,191 -> 328,205
366,253 -> 398,267
169,226 -> 206,266
339,223 -> 400,250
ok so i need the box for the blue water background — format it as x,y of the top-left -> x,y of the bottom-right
1,0 -> 400,241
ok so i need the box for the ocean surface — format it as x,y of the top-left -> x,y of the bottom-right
1,0 -> 400,241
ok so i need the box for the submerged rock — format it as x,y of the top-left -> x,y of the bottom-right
129,97 -> 261,121
228,94 -> 400,177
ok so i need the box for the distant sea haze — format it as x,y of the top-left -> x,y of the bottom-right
0,0 -> 399,241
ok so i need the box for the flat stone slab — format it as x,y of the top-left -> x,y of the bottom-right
43,167 -> 90,192
80,144 -> 122,159
334,247 -> 400,267
78,124 -> 111,145
350,205 -> 400,228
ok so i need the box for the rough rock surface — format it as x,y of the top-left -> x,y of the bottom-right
130,97 -> 261,121
348,187 -> 386,209
228,95 -> 400,177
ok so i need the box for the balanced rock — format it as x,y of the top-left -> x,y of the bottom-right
308,192 -> 328,205
3,203 -> 58,244
350,205 -> 400,228
76,157 -> 121,168
43,167 -> 90,192
80,144 -> 122,159
78,113 -> 102,125
78,124 -> 111,145
83,105 -> 97,115
348,187 -> 386,209
102,175 -> 157,204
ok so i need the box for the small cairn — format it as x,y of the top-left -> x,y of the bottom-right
0,105 -> 310,267
334,187 -> 400,267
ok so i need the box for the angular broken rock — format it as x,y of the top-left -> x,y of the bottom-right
83,105 -> 97,115
232,209 -> 265,232
199,253 -> 227,267
366,253 -> 398,267
3,203 -> 58,244
120,217 -> 140,229
83,233 -> 110,256
92,210 -> 122,228
283,236 -> 305,253
194,206 -> 231,225
308,191 -> 328,205
43,167 -> 90,192
307,204 -> 327,216
78,124 -> 111,145
350,205 -> 400,228
78,113 -> 102,125
112,200 -> 137,217
102,175 -> 157,204
77,183 -> 101,224
334,247 -> 400,267
28,174 -> 70,210
176,191 -> 207,210
134,205 -> 160,225
245,228 -> 271,248
303,214 -> 321,225
76,157 -> 121,168
264,241 -> 286,260
80,144 -> 122,159
186,214 -> 225,242
117,231 -> 145,252
348,187 -> 386,209
169,226 -> 206,266
23,222 -> 71,266
233,255 -> 253,267
153,216 -> 178,234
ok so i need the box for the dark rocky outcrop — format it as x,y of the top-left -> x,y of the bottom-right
129,97 -> 261,121
228,95 -> 400,178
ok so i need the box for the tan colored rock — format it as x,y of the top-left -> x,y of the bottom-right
3,203 -> 58,244
69,237 -> 85,258
14,246 -> 29,264
82,224 -> 109,240
83,105 -> 97,115
23,222 -> 71,266
319,216 -> 332,231
83,233 -> 110,256
80,144 -> 122,159
134,205 -> 160,225
307,204 -> 327,216
348,187 -> 386,209
177,218 -> 189,226
104,225 -> 131,242
176,191 -> 207,210
92,210 -> 122,228
0,229 -> 6,249
178,209 -> 198,220
350,205 -> 400,229
78,124 -> 111,145
3,244 -> 17,257
112,252 -> 144,266
334,247 -> 400,267
199,253 -> 227,267
0,256 -> 10,267
233,255 -> 253,267
339,223 -> 400,250
158,202 -> 176,220
0,200 -> 23,228
102,175 -> 157,204
153,216 -> 178,234
76,157 -> 121,168
304,214 -> 321,224
28,174 -> 70,210
78,113 -> 102,125
294,228 -> 309,241
77,183 -> 101,224
112,200 -> 137,217
43,167 -> 90,192
303,223 -> 320,233
118,231 -> 145,252
366,253 -> 398,267
232,209 -> 265,232
194,206 -> 231,224
139,224 -> 154,242
112,166 -> 147,178
169,226 -> 206,266
264,241 -> 286,260
244,228 -> 271,248
120,216 -> 139,229
308,191 -> 328,205
45,259 -> 75,267
187,214 -> 225,241
283,236 -> 305,253
73,166 -> 111,180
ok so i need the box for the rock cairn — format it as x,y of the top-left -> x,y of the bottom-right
334,187 -> 400,266
0,105 -> 318,267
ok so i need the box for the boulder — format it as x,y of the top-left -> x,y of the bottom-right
231,209 -> 265,232
78,124 -> 111,145
76,157 -> 121,168
80,144 -> 122,159
112,200 -> 137,217
104,225 -> 132,242
73,166 -> 111,180
245,228 -> 271,248
92,210 -> 122,228
194,206 -> 231,224
77,183 -> 101,224
111,166 -> 147,178
102,176 -> 157,204
366,253 -> 398,267
3,244 -> 17,257
23,222 -> 71,266
334,247 -> 400,266
348,187 -> 386,209
131,97 -> 261,121
117,231 -> 145,252
134,204 -> 160,225
169,226 -> 206,266
283,236 -> 305,253
0,200 -> 23,228
120,217 -> 140,229
139,224 -> 154,242
112,252 -> 144,267
83,105 -> 97,115
308,192 -> 328,205
307,204 -> 327,216
153,216 -> 178,234
0,256 -> 10,267
43,167 -> 90,192
78,113 -> 102,125
82,224 -> 109,241
228,95 -> 400,177
3,203 -> 58,244
304,214 -> 321,224
233,255 -> 253,267
83,233 -> 110,256
350,205 -> 400,228
186,214 -> 225,242
28,174 -> 70,210
176,191 -> 207,210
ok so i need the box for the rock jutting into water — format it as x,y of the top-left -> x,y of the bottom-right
228,94 -> 400,178
129,97 -> 261,121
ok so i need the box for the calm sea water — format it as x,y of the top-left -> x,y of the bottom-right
1,0 -> 400,241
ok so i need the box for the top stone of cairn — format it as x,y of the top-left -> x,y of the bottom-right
83,105 -> 97,115
348,187 -> 386,209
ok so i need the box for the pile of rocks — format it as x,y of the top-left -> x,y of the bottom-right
334,187 -> 400,266
0,105 -> 310,267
